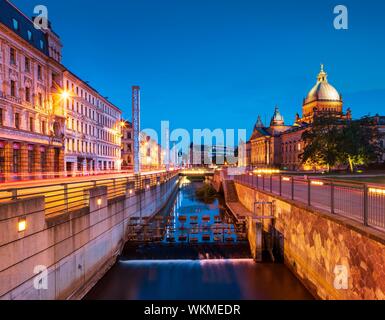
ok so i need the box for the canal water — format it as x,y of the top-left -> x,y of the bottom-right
85,178 -> 313,300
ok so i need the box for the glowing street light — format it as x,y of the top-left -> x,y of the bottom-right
57,89 -> 71,102
18,218 -> 26,232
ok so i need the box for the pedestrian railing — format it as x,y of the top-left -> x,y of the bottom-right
0,171 -> 179,219
234,174 -> 385,231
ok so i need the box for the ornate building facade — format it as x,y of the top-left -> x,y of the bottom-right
0,0 -> 123,178
249,109 -> 292,168
63,70 -> 122,174
0,0 -> 66,178
249,65 -> 353,171
140,132 -> 163,170
121,120 -> 133,170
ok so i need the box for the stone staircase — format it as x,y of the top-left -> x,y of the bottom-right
223,180 -> 239,203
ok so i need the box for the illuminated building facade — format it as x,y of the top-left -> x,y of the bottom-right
63,70 -> 122,173
121,120 -> 133,170
249,65 -> 353,171
140,133 -> 163,170
0,0 -> 66,178
249,110 -> 291,168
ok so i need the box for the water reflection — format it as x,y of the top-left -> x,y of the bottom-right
145,179 -> 246,244
85,259 -> 313,300
84,178 -> 313,300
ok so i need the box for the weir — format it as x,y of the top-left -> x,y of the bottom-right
84,175 -> 314,300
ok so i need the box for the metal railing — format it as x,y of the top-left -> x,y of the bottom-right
0,168 -> 168,184
0,171 -> 179,219
234,174 -> 385,231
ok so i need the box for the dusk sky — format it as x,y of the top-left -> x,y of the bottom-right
11,0 -> 385,139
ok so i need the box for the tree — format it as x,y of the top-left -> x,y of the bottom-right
300,115 -> 384,172
339,117 -> 384,172
301,115 -> 342,172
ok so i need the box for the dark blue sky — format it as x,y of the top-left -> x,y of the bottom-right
12,0 -> 385,138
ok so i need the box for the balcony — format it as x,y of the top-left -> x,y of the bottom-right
4,94 -> 22,104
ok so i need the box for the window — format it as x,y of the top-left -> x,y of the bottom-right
0,109 -> 3,126
37,65 -> 42,80
25,57 -> 30,73
10,81 -> 16,97
10,48 -> 16,65
27,30 -> 33,41
15,113 -> 20,129
25,87 -> 31,102
41,150 -> 47,172
13,149 -> 21,173
38,93 -> 43,106
0,148 -> 5,173
29,117 -> 34,132
12,18 -> 19,31
39,40 -> 44,50
41,120 -> 46,135
28,149 -> 34,173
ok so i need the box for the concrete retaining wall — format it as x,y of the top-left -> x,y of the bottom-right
0,176 -> 179,300
235,181 -> 385,300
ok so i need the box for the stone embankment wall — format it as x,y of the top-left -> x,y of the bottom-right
0,176 -> 179,300
235,182 -> 385,300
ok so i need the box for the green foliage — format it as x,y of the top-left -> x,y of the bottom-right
339,116 -> 384,172
301,115 -> 384,172
301,115 -> 342,171
195,183 -> 217,202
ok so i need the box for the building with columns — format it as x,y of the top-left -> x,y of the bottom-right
248,65 -> 353,171
0,0 -> 66,178
0,0 -> 123,178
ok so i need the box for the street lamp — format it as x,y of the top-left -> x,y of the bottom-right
60,90 -> 70,101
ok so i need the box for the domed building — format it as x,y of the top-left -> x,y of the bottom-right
249,107 -> 291,168
299,65 -> 351,124
248,65 -> 353,171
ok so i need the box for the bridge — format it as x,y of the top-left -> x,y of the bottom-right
179,168 -> 215,179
